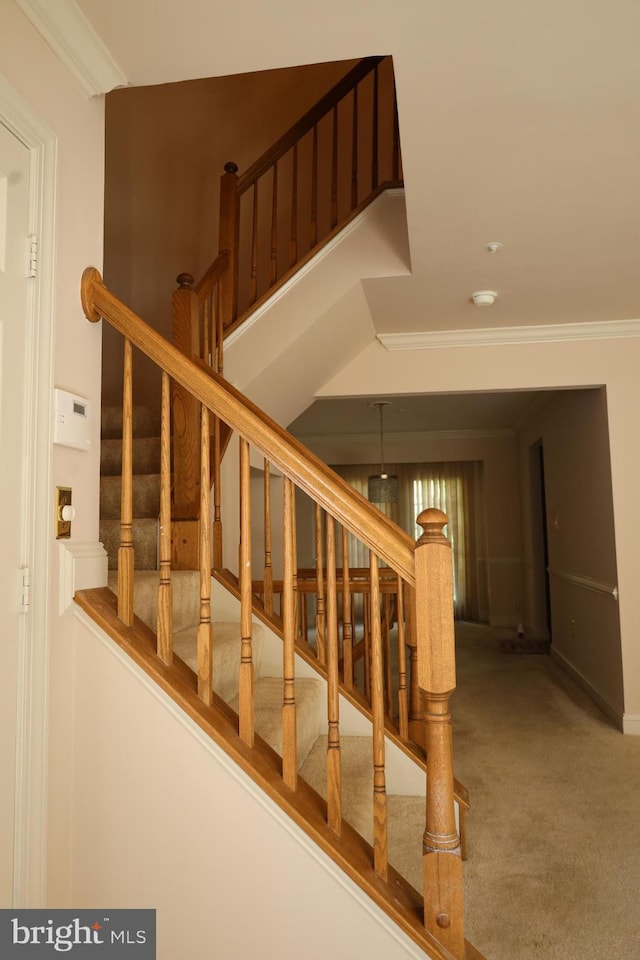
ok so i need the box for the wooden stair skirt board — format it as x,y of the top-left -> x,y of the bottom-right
76,581 -> 483,960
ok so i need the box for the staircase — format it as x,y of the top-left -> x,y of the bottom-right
80,56 -> 479,960
99,406 -> 449,898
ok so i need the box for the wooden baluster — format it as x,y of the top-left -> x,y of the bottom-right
218,161 -> 239,332
363,588 -> 371,699
341,528 -> 353,689
239,438 -> 254,746
263,459 -> 274,616
172,273 -> 200,516
330,104 -> 338,229
383,591 -> 393,718
250,182 -> 259,305
371,62 -> 379,190
310,123 -> 318,248
215,280 -> 223,376
392,85 -> 401,182
289,142 -> 298,268
351,84 -> 359,210
370,552 -> 388,880
197,405 -> 213,706
118,337 -> 134,626
212,414 -> 223,569
157,370 -> 173,664
300,593 -> 308,643
406,584 -> 425,748
397,576 -> 409,740
282,477 -> 297,788
415,509 -> 464,959
325,515 -> 341,835
292,494 -> 299,638
315,503 -> 326,663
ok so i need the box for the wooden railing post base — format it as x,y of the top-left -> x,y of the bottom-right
423,848 -> 464,959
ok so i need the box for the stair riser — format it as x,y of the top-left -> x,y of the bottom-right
100,474 -> 161,520
101,518 -> 158,570
101,437 -> 161,476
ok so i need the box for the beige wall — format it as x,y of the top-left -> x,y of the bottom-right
0,2 -> 105,904
70,611 -> 427,960
517,387 -> 622,715
102,60 -> 356,406
319,335 -> 638,724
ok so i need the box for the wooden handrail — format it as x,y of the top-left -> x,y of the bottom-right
237,57 -> 385,193
84,267 -> 415,583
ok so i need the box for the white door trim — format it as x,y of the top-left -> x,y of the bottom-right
0,71 -> 56,907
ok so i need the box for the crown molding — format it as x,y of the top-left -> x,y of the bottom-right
15,0 -> 128,98
377,318 -> 640,351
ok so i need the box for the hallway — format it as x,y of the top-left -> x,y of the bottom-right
453,623 -> 640,960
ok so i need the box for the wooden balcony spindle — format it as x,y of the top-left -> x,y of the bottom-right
330,104 -> 338,229
197,404 -> 213,706
269,161 -> 278,288
215,280 -> 223,376
202,294 -> 210,366
325,514 -> 341,835
351,84 -> 359,210
341,528 -> 353,688
396,577 -> 409,740
118,337 -> 134,626
371,63 -> 379,191
218,161 -> 239,332
282,476 -> 297,789
370,552 -> 388,880
263,459 -> 274,616
310,123 -> 318,248
315,503 -> 326,663
157,370 -> 173,664
414,509 -> 464,959
239,437 -> 254,746
392,86 -> 401,183
289,142 -> 298,268
250,182 -> 259,305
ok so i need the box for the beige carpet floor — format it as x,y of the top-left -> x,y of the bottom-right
453,622 -> 640,960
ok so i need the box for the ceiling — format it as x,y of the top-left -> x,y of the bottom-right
288,390 -> 552,437
75,0 -> 640,337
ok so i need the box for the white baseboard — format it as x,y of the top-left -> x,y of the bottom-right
59,540 -> 108,615
622,715 -> 640,736
550,647 -> 624,731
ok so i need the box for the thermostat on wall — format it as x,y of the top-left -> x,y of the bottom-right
53,388 -> 91,451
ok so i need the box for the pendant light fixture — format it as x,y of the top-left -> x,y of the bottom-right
368,401 -> 399,503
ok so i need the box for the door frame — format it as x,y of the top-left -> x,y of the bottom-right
0,72 -> 56,907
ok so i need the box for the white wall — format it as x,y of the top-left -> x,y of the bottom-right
318,335 -> 639,727
71,610 -> 428,960
0,2 -> 106,903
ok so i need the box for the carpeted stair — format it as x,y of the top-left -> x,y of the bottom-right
100,406 -> 163,570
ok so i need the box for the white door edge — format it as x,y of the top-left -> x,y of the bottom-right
0,71 -> 57,908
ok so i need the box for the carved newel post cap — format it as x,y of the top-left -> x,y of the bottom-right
224,161 -> 239,174
176,272 -> 194,289
416,507 -> 449,545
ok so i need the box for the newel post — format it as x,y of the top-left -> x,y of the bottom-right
218,161 -> 239,332
171,272 -> 201,518
414,508 -> 465,959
